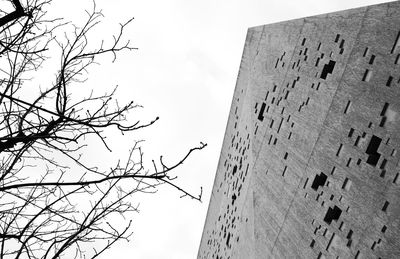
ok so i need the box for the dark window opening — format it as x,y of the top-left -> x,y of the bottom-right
257,102 -> 266,121
382,201 -> 389,212
311,172 -> 327,191
348,128 -> 354,137
284,152 -> 288,160
302,38 -> 306,46
340,39 -> 345,48
347,230 -> 353,239
226,232 -> 231,247
366,135 -> 382,166
335,34 -> 340,43
381,225 -> 387,233
380,102 -> 389,127
323,205 -> 342,224
369,55 -> 376,64
320,60 -> 336,79
386,76 -> 393,87
231,193 -> 237,205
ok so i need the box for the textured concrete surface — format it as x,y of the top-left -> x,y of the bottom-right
198,1 -> 400,258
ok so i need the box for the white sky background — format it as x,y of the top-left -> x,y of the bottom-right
43,0 -> 395,258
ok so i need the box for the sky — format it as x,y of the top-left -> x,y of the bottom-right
45,0 -> 395,258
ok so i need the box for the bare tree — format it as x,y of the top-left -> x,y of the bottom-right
0,0 -> 206,258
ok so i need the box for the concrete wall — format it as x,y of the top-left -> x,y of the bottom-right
198,1 -> 400,258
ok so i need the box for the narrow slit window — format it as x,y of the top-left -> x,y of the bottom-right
363,47 -> 369,57
277,118 -> 284,133
380,159 -> 387,170
315,57 -> 320,67
282,166 -> 287,176
265,91 -> 269,101
268,135 -> 273,145
393,173 -> 399,184
303,178 -> 309,189
346,158 -> 352,167
317,42 -> 322,51
302,38 -> 306,46
342,177 -> 352,191
344,100 -> 351,114
395,54 -> 400,64
326,233 -> 336,251
362,69 -> 372,82
336,144 -> 343,157
284,91 -> 289,100
390,31 -> 400,54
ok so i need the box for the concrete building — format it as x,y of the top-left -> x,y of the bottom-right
198,1 -> 400,258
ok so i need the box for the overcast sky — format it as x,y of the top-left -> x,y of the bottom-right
47,0 -> 395,258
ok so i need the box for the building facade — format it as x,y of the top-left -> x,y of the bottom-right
198,1 -> 400,258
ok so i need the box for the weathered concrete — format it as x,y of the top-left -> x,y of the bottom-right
198,1 -> 400,258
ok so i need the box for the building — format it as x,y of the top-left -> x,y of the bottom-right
198,1 -> 400,258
